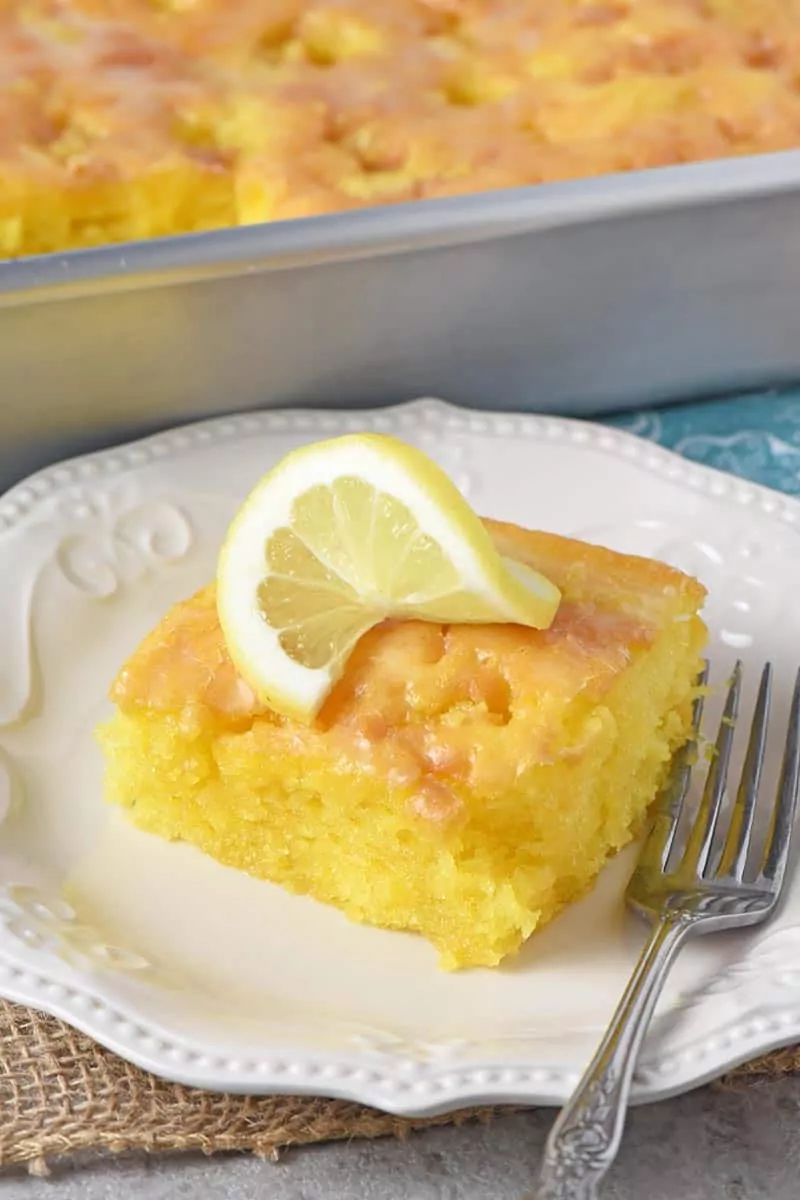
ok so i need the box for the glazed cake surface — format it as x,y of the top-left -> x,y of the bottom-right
99,520 -> 707,968
4,1 -> 800,256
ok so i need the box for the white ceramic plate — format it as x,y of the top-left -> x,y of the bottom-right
2,398 -> 800,1117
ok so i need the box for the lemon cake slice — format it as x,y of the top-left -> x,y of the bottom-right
99,506 -> 706,968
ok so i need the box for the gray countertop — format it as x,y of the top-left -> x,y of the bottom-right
2,1077 -> 798,1199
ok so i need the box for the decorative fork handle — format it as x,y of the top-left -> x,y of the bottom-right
531,915 -> 691,1200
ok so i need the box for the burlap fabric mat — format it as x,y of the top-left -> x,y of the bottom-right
0,999 -> 797,1175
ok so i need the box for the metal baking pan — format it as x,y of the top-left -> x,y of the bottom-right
3,148 -> 800,491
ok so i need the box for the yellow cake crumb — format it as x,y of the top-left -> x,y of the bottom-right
98,520 -> 707,969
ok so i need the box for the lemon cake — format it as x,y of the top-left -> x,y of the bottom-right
99,515 -> 706,969
4,0 -> 800,257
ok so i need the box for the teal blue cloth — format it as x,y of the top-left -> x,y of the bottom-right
604,391 -> 800,495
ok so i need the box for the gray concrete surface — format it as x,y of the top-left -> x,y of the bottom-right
2,1078 -> 799,1199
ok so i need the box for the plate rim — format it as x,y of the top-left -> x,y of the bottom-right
2,396 -> 800,1116
2,397 -> 799,537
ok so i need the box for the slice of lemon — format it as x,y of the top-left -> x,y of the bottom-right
217,433 -> 561,722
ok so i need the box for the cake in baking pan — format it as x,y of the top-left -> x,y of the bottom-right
4,0 -> 800,257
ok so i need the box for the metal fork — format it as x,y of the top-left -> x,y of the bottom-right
530,661 -> 800,1200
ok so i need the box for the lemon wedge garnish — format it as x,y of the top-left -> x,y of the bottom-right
217,434 -> 561,722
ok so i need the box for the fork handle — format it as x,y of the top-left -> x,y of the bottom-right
531,915 -> 691,1200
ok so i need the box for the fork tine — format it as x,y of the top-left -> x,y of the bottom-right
759,666 -> 800,888
717,663 -> 771,881
681,661 -> 742,878
639,662 -> 708,873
